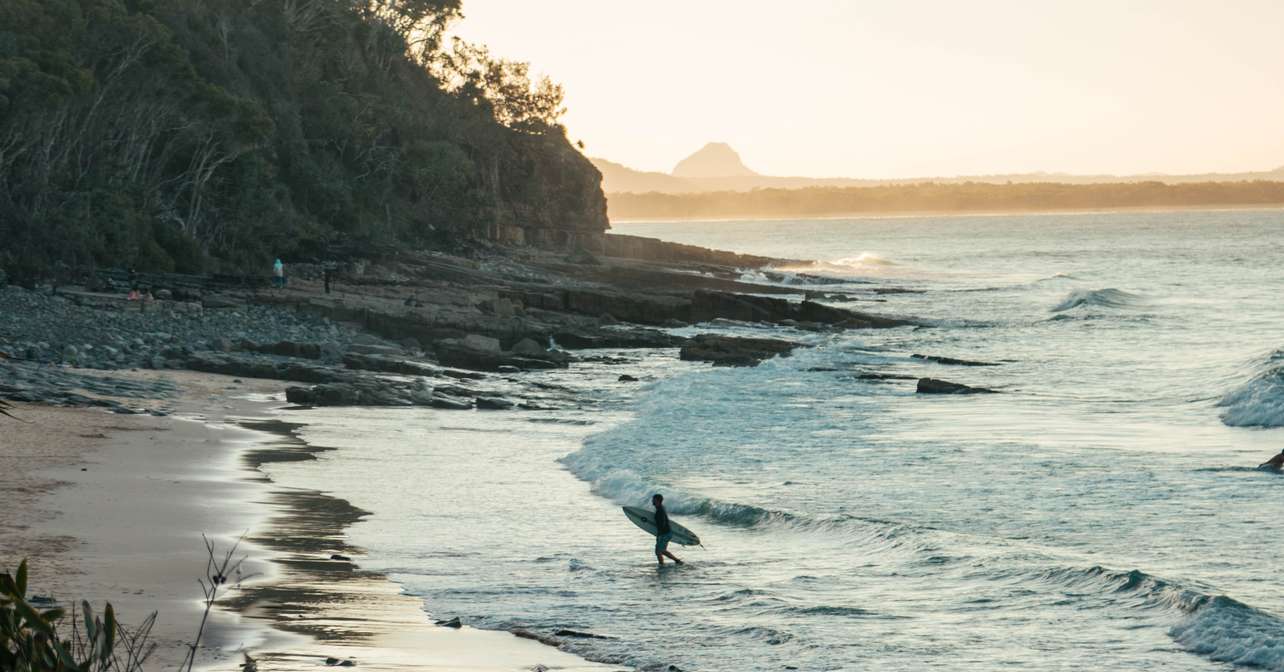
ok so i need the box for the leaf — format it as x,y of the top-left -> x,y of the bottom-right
40,607 -> 64,622
83,600 -> 95,642
102,603 -> 116,663
0,571 -> 15,597
15,559 -> 27,598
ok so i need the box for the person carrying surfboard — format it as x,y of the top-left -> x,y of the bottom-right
652,494 -> 684,566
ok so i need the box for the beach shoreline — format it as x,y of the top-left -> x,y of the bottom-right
0,369 -> 621,671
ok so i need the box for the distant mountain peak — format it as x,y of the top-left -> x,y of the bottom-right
671,142 -> 758,178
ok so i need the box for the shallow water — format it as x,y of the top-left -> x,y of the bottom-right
267,210 -> 1284,671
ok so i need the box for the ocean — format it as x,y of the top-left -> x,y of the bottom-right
262,209 -> 1284,671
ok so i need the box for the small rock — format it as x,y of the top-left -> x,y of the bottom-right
618,374 -> 639,382
329,554 -> 351,561
435,617 -> 462,628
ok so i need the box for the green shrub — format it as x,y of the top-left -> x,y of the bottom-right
1,560 -> 155,672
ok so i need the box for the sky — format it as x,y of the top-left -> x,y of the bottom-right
450,1 -> 1284,179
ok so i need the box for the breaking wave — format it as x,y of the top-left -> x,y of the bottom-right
1032,565 -> 1284,669
1050,288 -> 1144,312
1218,349 -> 1284,428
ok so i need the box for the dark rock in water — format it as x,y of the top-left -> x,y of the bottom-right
916,377 -> 998,394
856,372 -> 917,381
618,374 -> 639,382
324,658 -> 340,666
912,354 -> 999,367
475,396 -> 516,410
329,554 -> 351,561
497,365 -> 521,374
435,617 -> 462,629
689,290 -> 910,329
679,334 -> 800,367
511,628 -> 561,647
338,661 -> 354,668
553,629 -> 612,640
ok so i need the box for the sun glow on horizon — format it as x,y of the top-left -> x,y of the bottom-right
452,0 -> 1284,179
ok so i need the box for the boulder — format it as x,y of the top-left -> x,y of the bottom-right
462,334 -> 501,352
915,378 -> 998,394
511,338 -> 546,357
679,334 -> 800,367
475,396 -> 516,410
430,395 -> 473,410
618,374 -> 639,382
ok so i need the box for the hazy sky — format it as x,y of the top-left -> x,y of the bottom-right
451,1 -> 1284,179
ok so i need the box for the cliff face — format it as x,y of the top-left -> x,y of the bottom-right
489,133 -> 608,248
0,0 -> 607,279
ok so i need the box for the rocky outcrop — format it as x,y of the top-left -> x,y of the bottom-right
184,352 -> 355,384
916,378 -> 998,394
679,334 -> 801,367
551,328 -> 684,349
602,234 -> 788,267
689,291 -> 909,329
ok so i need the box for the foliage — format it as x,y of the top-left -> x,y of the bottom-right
431,38 -> 566,133
606,180 -> 1284,220
1,560 -> 156,672
0,0 -> 603,280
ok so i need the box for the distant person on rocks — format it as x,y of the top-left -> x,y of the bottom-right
652,493 -> 683,566
1260,450 -> 1284,471
273,258 -> 285,288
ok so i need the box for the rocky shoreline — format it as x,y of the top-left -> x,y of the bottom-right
1,238 -> 926,413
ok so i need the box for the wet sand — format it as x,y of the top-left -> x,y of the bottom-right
0,370 -> 617,671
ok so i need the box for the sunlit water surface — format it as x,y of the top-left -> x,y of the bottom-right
265,210 -> 1284,671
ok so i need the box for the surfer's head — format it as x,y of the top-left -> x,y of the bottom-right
652,493 -> 664,506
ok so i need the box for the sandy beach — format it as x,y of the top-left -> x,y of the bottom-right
0,369 -> 618,671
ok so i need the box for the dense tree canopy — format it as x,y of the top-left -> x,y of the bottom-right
0,0 -> 605,282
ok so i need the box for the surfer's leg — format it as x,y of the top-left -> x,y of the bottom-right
656,533 -> 674,565
663,550 -> 683,564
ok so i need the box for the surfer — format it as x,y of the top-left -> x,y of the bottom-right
1259,449 -> 1284,471
652,494 -> 684,566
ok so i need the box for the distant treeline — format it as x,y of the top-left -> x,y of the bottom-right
606,181 -> 1284,220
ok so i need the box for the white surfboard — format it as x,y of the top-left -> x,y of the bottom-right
623,506 -> 701,546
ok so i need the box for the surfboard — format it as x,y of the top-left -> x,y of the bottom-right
623,506 -> 701,546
